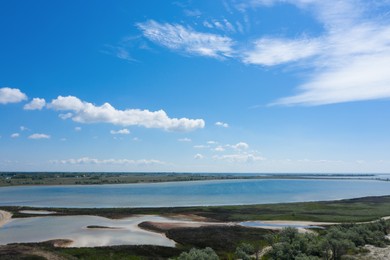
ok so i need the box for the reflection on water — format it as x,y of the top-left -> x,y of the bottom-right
0,215 -> 176,247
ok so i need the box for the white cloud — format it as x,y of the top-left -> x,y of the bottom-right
48,95 -> 84,111
242,0 -> 390,105
48,95 -> 205,132
52,157 -> 165,165
0,87 -> 27,104
207,140 -> 217,144
215,121 -> 229,128
20,126 -> 28,131
23,98 -> 46,110
213,153 -> 265,163
74,127 -> 82,132
178,137 -> 192,142
203,19 -> 236,33
214,146 -> 225,152
110,128 -> 130,135
194,153 -> 204,159
28,133 -> 50,139
10,133 -> 20,138
137,20 -> 234,58
184,9 -> 202,17
231,142 -> 249,150
193,145 -> 210,149
243,37 -> 321,66
59,113 -> 73,120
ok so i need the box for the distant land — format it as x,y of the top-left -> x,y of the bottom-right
0,172 -> 385,187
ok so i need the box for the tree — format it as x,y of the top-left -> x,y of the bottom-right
234,243 -> 254,260
176,247 -> 219,260
322,227 -> 355,260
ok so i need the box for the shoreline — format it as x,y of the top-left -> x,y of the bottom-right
0,210 -> 12,228
0,173 -> 386,188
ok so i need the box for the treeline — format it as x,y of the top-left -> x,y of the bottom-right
173,220 -> 390,260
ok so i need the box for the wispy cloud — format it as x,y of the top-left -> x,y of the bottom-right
110,128 -> 130,135
28,133 -> 50,139
183,9 -> 202,17
213,153 -> 265,163
230,142 -> 249,150
24,97 -> 46,110
193,144 -> 210,149
242,0 -> 390,105
137,20 -> 234,58
215,121 -> 229,128
202,19 -> 236,33
0,87 -> 27,104
178,137 -> 192,142
243,37 -> 321,66
214,146 -> 225,152
52,157 -> 165,165
10,133 -> 20,138
194,153 -> 204,159
47,95 -> 205,132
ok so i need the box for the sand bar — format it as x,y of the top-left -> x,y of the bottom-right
19,210 -> 56,215
0,210 -> 12,228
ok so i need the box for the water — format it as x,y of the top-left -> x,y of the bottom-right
0,179 -> 389,208
0,215 -> 176,247
239,221 -> 324,229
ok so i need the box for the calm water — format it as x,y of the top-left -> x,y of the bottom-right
0,215 -> 176,247
1,179 -> 390,208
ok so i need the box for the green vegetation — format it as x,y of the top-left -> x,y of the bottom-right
3,195 -> 390,222
175,247 -> 219,260
2,220 -> 387,259
266,220 -> 390,259
0,172 -> 254,186
0,172 -> 380,187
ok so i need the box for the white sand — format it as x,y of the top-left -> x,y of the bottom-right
19,210 -> 56,215
0,210 -> 12,228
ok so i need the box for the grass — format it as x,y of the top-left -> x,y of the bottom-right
3,195 -> 390,222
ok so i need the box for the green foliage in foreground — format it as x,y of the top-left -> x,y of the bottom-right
174,247 -> 219,260
267,220 -> 390,260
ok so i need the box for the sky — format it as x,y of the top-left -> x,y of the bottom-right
1,0 -> 390,173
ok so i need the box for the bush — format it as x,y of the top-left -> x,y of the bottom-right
176,247 -> 219,260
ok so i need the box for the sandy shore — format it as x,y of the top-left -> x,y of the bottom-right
19,210 -> 56,215
259,220 -> 336,226
0,210 -> 12,228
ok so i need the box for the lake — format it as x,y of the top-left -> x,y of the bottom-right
0,215 -> 176,247
1,178 -> 390,208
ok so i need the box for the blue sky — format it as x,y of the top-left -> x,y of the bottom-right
1,0 -> 390,173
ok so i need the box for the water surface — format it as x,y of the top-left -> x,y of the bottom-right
0,179 -> 389,208
0,215 -> 175,247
